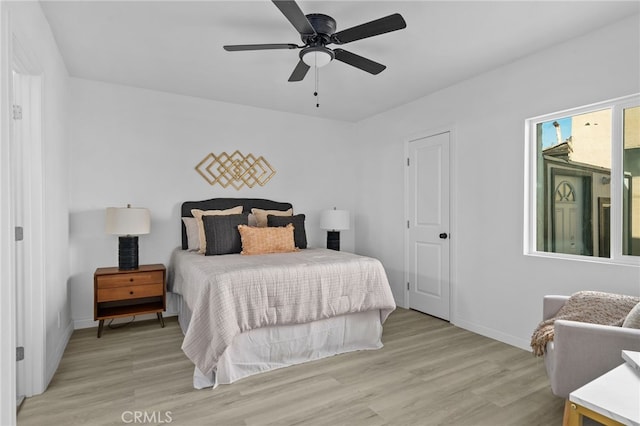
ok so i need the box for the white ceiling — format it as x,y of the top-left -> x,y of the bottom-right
40,1 -> 639,122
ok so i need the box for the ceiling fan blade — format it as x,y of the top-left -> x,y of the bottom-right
333,49 -> 386,75
288,59 -> 310,82
272,1 -> 316,36
223,43 -> 299,51
332,13 -> 406,45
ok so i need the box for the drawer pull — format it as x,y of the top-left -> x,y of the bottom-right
129,278 -> 134,282
130,291 -> 134,295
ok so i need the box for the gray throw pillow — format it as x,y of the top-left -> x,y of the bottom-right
202,213 -> 248,255
267,214 -> 307,249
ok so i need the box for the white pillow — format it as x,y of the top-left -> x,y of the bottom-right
191,206 -> 243,254
623,302 -> 640,329
182,217 -> 200,251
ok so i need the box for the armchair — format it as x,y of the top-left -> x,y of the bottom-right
542,295 -> 640,398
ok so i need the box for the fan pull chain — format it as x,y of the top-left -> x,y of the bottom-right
314,62 -> 320,108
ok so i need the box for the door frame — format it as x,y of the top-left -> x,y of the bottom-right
403,125 -> 457,323
13,62 -> 46,398
3,13 -> 46,414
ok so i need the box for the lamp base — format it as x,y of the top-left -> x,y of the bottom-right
118,236 -> 139,270
326,231 -> 340,251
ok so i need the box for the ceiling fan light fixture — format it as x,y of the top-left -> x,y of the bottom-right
301,47 -> 334,68
223,2 -> 407,82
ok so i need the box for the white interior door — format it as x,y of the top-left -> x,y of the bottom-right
406,131 -> 450,320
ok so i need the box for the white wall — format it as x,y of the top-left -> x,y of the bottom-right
354,15 -> 640,349
0,0 -> 70,415
69,79 -> 358,327
69,14 -> 640,347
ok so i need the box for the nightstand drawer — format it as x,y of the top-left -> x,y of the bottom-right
96,270 -> 164,289
97,283 -> 164,302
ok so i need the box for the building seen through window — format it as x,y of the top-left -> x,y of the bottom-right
533,102 -> 639,259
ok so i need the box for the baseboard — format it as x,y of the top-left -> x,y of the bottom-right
73,310 -> 178,330
44,319 -> 74,392
452,317 -> 531,352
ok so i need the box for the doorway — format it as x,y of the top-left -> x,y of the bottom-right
550,172 -> 592,256
405,130 -> 452,320
10,36 -> 45,410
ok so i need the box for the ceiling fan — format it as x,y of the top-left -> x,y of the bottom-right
223,0 -> 407,82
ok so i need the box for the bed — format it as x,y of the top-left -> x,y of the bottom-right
168,198 -> 396,389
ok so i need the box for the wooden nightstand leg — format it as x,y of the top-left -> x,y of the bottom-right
157,312 -> 165,328
97,319 -> 104,338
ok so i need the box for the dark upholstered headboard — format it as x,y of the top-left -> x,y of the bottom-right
181,198 -> 293,249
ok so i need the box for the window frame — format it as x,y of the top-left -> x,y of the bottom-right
524,93 -> 640,266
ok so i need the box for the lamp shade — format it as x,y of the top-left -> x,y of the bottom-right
105,206 -> 150,235
320,209 -> 350,231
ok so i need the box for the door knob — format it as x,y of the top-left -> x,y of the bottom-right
439,233 -> 448,239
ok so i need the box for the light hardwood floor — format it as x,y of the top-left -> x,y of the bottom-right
17,308 -> 564,425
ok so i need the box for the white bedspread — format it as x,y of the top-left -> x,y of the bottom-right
168,248 -> 396,376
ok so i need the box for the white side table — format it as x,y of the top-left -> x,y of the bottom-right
564,351 -> 640,426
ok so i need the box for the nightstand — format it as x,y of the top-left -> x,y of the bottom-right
94,264 -> 166,338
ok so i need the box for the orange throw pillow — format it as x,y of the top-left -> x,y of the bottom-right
238,224 -> 297,255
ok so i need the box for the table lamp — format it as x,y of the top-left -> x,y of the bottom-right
320,208 -> 350,251
105,205 -> 150,270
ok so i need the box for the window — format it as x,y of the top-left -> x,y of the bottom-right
623,105 -> 640,256
525,94 -> 640,264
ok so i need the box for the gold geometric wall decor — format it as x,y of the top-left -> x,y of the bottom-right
195,150 -> 276,190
